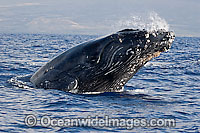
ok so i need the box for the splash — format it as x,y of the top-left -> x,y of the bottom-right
113,12 -> 169,32
9,75 -> 35,89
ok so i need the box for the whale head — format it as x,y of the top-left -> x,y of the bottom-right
78,29 -> 175,93
30,29 -> 175,94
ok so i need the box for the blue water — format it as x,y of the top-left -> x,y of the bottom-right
0,34 -> 200,132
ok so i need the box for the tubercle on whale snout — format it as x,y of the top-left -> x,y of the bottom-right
159,31 -> 175,52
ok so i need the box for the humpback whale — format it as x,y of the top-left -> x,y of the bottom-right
30,29 -> 175,94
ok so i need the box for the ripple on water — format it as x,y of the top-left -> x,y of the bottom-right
0,35 -> 200,132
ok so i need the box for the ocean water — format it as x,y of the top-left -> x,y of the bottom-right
0,33 -> 200,132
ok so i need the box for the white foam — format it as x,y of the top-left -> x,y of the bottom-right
8,75 -> 35,90
144,61 -> 173,67
112,11 -> 169,32
125,89 -> 149,94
